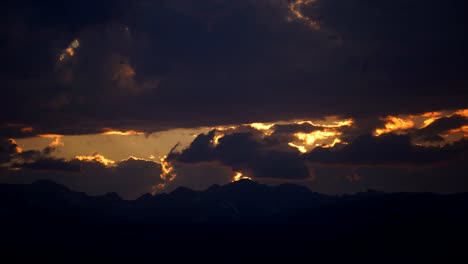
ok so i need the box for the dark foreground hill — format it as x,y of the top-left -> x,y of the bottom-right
1,179 -> 468,263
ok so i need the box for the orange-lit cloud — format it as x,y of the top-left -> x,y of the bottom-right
249,123 -> 274,136
75,154 -> 116,167
288,142 -> 307,154
212,125 -> 239,131
212,132 -> 225,146
66,47 -> 74,57
448,125 -> 468,138
208,117 -> 353,154
375,109 -> 468,140
38,134 -> 64,148
152,155 -> 177,193
375,116 -> 415,136
20,127 -> 33,133
418,111 -> 442,128
58,39 -> 80,63
295,130 -> 341,145
232,171 -> 252,182
288,0 -> 320,30
9,138 -> 23,154
455,109 -> 468,117
49,136 -> 64,148
322,138 -> 345,148
295,118 -> 354,128
288,129 -> 345,153
159,156 -> 176,182
101,129 -> 144,136
39,134 -> 64,139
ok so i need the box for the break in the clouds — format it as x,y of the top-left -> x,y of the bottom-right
2,0 -> 467,135
1,108 -> 467,197
1,136 -> 164,199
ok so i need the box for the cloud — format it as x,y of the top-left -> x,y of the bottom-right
1,156 -> 164,199
412,115 -> 468,142
307,134 -> 468,165
0,138 -> 20,164
171,130 -> 311,180
1,0 -> 467,136
162,161 -> 233,193
19,158 -> 81,172
1,133 -> 164,198
272,123 -> 321,135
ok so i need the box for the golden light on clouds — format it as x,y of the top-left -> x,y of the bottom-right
288,129 -> 344,153
49,136 -> 64,148
58,39 -> 80,63
211,117 -> 353,154
288,142 -> 307,154
295,130 -> 341,145
288,0 -> 320,30
455,109 -> 468,117
232,172 -> 252,182
322,138 -> 345,148
75,154 -> 116,167
249,123 -> 274,136
39,134 -> 64,139
101,129 -> 144,136
9,138 -> 23,154
66,47 -> 74,57
375,116 -> 415,136
375,109 -> 468,138
448,125 -> 468,138
153,155 -> 177,194
295,118 -> 354,128
160,156 -> 176,182
419,111 -> 442,128
212,132 -> 225,146
37,134 -> 65,148
20,127 -> 33,133
213,125 -> 238,131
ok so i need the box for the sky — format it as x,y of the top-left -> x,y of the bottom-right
1,0 -> 467,199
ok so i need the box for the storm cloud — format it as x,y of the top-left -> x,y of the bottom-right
1,0 -> 467,136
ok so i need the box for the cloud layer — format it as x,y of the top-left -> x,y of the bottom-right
2,0 -> 467,135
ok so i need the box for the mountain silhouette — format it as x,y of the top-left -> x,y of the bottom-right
1,179 -> 467,263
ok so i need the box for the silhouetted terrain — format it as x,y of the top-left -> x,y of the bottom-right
1,179 -> 468,263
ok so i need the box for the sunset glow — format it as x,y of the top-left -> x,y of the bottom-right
101,129 -> 144,136
20,127 -> 33,133
288,0 -> 320,30
295,130 -> 341,145
375,109 -> 468,138
296,118 -> 354,128
58,39 -> 80,62
232,172 -> 252,182
375,116 -> 415,136
249,123 -> 275,136
288,142 -> 307,154
75,154 -> 116,167
160,156 -> 176,182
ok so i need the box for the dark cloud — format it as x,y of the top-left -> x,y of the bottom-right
1,156 -> 163,199
164,161 -> 233,192
171,130 -> 311,180
412,115 -> 468,142
1,0 -> 467,136
0,138 -> 18,164
176,130 -> 216,163
309,156 -> 468,194
19,158 -> 81,172
307,134 -> 468,165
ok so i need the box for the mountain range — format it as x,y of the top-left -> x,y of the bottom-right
1,179 -> 467,262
